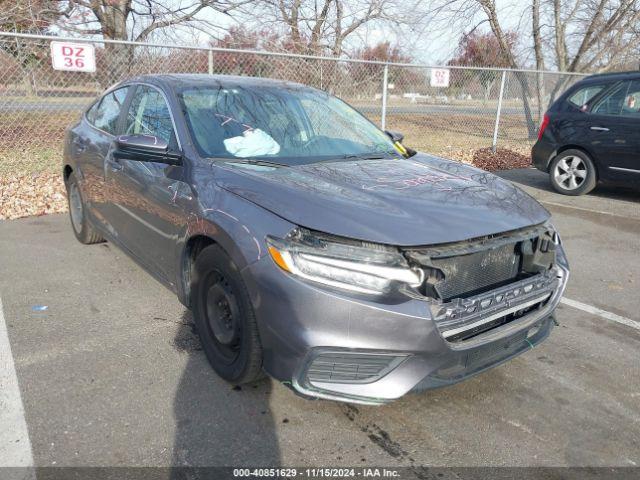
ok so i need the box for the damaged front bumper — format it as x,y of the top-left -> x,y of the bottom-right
242,230 -> 569,405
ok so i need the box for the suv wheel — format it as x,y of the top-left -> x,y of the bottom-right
192,245 -> 264,384
549,149 -> 597,196
65,172 -> 104,244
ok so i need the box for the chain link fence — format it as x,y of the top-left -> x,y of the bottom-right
0,31 -> 588,178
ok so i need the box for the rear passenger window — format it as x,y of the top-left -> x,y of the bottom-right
89,87 -> 130,134
86,101 -> 100,124
567,85 -> 605,108
591,82 -> 630,116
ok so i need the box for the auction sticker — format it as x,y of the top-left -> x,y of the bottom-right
50,41 -> 96,72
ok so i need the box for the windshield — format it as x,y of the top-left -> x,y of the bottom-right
178,83 -> 399,164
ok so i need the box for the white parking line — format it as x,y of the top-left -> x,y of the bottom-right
540,200 -> 638,219
561,297 -> 640,332
0,297 -> 35,468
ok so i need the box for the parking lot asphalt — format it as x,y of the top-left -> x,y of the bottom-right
0,168 -> 639,469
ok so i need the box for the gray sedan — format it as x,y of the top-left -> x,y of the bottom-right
62,74 -> 569,404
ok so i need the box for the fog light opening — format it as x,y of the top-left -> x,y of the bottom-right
527,323 -> 542,339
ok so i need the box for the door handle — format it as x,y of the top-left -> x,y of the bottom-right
167,183 -> 193,202
590,126 -> 610,132
73,138 -> 87,152
107,159 -> 123,172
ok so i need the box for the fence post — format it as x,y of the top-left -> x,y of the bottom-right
492,70 -> 507,152
208,49 -> 213,75
381,63 -> 389,130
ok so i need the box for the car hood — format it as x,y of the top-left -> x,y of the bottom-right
212,153 -> 550,246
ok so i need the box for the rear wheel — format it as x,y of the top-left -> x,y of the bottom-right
549,149 -> 597,196
192,245 -> 264,384
65,172 -> 104,244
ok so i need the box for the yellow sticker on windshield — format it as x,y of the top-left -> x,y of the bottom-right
394,141 -> 407,156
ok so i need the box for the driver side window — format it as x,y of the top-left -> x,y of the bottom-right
124,85 -> 177,147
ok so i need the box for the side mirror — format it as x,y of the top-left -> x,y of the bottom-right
385,130 -> 404,144
113,134 -> 182,166
385,129 -> 416,157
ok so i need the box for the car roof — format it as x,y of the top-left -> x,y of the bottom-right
122,73 -> 313,91
580,70 -> 640,84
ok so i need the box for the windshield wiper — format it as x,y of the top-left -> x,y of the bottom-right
209,157 -> 288,167
341,151 -> 398,161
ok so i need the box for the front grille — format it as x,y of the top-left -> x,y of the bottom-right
430,243 -> 520,300
306,352 -> 405,384
404,225 -> 562,343
404,223 -> 555,302
430,271 -> 559,342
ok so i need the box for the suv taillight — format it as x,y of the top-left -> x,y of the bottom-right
538,113 -> 550,140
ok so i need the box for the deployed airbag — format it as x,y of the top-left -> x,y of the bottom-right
224,129 -> 280,157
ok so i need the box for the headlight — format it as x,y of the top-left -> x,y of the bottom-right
266,228 -> 424,295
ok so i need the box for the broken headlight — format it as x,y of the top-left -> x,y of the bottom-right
545,221 -> 562,245
266,228 -> 424,295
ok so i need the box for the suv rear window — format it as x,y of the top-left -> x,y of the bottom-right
567,85 -> 605,108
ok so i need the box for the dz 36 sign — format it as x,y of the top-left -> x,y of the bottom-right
50,41 -> 96,72
430,68 -> 450,88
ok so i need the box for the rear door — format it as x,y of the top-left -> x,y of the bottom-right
79,86 -> 131,232
103,84 -> 189,284
551,83 -> 607,164
587,80 -> 640,183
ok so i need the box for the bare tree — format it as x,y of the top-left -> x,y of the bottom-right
473,0 -> 538,137
0,0 -> 62,94
551,0 -> 640,73
532,0 -> 545,120
240,0 -> 426,57
544,0 -> 640,99
433,0 -> 640,72
56,0 -> 245,83
433,0 -> 640,135
0,0 -> 60,30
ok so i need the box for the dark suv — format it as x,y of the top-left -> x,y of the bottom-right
532,71 -> 640,195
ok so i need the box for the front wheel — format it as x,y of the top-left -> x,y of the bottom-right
549,149 -> 597,196
191,245 -> 264,384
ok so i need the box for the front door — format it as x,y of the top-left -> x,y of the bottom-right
587,80 -> 640,183
103,84 -> 189,285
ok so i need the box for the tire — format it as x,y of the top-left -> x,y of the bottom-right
191,244 -> 264,384
549,149 -> 597,196
65,172 -> 104,244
